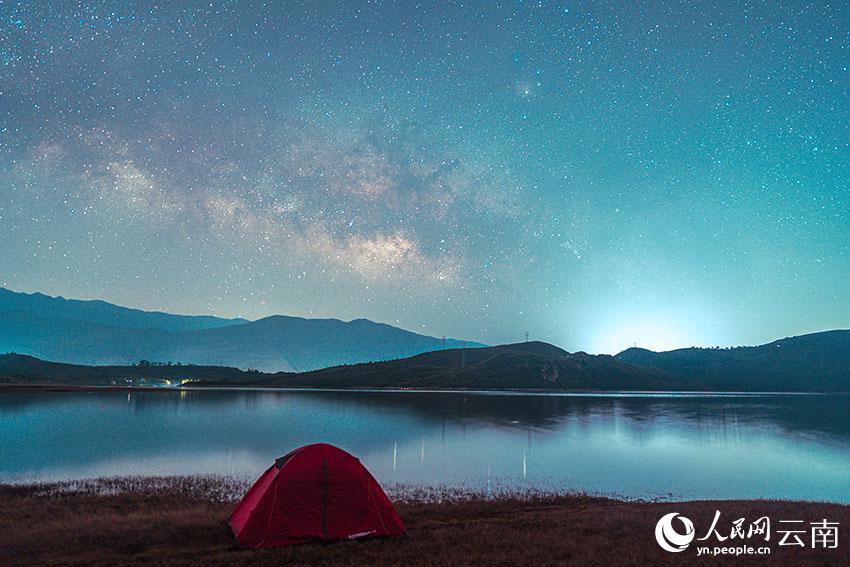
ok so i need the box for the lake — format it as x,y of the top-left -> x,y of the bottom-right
1,389 -> 848,502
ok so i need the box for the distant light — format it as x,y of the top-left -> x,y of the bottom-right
587,315 -> 704,354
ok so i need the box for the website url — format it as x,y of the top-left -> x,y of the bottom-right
696,545 -> 771,557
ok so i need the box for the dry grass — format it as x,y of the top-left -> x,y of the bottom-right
0,477 -> 847,566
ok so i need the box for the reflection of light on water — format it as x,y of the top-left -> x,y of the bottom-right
3,390 -> 848,503
523,450 -> 527,480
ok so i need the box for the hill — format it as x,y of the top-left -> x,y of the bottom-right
615,330 -> 850,392
3,332 -> 849,392
0,288 -> 481,372
216,341 -> 684,390
0,353 -> 260,386
0,343 -> 680,391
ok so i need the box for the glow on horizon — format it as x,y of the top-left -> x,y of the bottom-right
584,311 -> 716,355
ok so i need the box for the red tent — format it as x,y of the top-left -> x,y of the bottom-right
229,443 -> 406,548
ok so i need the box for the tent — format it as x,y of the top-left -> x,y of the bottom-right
229,443 -> 406,548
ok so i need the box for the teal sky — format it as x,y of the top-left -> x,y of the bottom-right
1,1 -> 847,352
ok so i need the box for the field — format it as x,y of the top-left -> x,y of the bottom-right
0,477 -> 847,566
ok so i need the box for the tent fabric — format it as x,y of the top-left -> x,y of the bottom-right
229,443 -> 406,548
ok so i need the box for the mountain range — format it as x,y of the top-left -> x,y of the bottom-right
0,288 -> 481,372
615,330 -> 850,392
223,332 -> 849,391
0,342 -> 681,391
2,332 -> 848,392
1,288 -> 847,392
244,341 -> 682,390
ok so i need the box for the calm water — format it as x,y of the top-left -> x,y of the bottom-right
1,389 -> 848,502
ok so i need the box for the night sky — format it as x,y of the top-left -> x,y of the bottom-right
1,1 -> 847,353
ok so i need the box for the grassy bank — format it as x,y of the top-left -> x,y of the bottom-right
0,477 -> 847,566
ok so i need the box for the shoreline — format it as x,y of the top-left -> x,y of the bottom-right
0,382 -> 840,396
1,477 -> 847,565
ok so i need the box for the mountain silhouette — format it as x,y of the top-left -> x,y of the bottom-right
615,330 -> 850,392
2,333 -> 848,392
0,288 -> 481,371
0,353 -> 254,385
248,341 -> 683,390
2,287 -> 847,391
0,287 -> 245,331
0,342 -> 680,391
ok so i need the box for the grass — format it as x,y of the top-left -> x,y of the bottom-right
0,477 -> 847,566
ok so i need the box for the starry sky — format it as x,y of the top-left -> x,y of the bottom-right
1,1 -> 847,353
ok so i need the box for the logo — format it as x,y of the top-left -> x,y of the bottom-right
654,510 -> 839,557
656,512 -> 696,553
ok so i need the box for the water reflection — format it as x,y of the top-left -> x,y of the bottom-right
0,390 -> 847,502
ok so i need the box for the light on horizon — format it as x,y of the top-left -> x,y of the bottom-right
587,317 -> 703,355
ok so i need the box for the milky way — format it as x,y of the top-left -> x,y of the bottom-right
1,1 -> 847,352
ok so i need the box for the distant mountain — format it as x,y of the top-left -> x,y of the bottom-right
4,287 -> 847,391
0,288 -> 246,331
3,334 -> 848,392
241,341 -> 683,390
0,342 -> 681,391
615,330 -> 850,392
0,288 -> 482,372
0,353 -> 257,386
